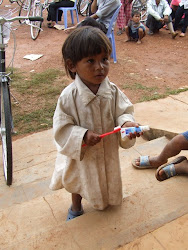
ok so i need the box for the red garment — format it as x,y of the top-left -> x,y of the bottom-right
117,0 -> 132,29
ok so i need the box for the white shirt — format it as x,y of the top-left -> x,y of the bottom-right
179,0 -> 188,9
147,0 -> 172,20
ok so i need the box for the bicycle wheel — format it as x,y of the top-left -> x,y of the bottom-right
31,0 -> 42,40
132,0 -> 147,23
19,0 -> 32,24
77,0 -> 89,16
0,81 -> 13,186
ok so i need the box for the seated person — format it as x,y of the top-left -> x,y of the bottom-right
132,131 -> 188,181
65,0 -> 121,33
125,10 -> 146,44
47,0 -> 75,28
146,0 -> 178,38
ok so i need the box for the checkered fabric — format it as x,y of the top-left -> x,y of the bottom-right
117,0 -> 132,29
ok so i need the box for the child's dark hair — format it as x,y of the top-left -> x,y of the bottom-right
62,26 -> 112,79
131,10 -> 141,17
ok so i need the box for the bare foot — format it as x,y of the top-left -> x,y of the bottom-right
125,39 -> 131,42
157,159 -> 188,181
137,39 -> 141,44
134,156 -> 167,168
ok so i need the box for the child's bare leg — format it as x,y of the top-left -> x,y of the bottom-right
71,193 -> 82,211
125,26 -> 131,42
135,134 -> 188,167
137,28 -> 145,44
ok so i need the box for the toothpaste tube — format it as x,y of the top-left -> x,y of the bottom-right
121,125 -> 150,140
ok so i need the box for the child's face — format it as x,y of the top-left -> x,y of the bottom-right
71,50 -> 110,89
132,14 -> 141,23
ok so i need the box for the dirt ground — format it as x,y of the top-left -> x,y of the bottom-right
3,1 -> 188,105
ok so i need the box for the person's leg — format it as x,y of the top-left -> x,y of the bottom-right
173,5 -> 184,31
67,193 -> 83,221
146,14 -> 159,34
71,193 -> 82,211
116,0 -> 126,35
47,0 -> 74,26
137,27 -> 145,43
180,8 -> 188,36
165,15 -> 178,38
124,0 -> 132,26
125,26 -> 131,41
134,132 -> 188,168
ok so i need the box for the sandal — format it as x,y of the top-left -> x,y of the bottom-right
117,29 -> 123,36
66,205 -> 84,221
47,23 -> 55,28
155,156 -> 187,181
132,155 -> 153,169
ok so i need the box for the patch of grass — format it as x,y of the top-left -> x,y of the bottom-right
122,82 -> 158,92
139,87 -> 188,102
11,68 -> 67,136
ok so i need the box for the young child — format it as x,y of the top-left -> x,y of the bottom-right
50,26 -> 141,221
125,10 -> 146,44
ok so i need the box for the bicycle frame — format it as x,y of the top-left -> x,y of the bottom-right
0,17 -> 13,186
0,14 -> 43,185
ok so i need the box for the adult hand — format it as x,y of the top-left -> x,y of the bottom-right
159,18 -> 164,24
122,121 -> 142,139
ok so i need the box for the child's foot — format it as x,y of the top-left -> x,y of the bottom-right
137,39 -> 141,44
132,155 -> 167,169
125,38 -> 131,42
66,205 -> 84,221
179,32 -> 185,37
156,157 -> 188,181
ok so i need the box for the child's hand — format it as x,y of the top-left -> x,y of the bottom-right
122,121 -> 141,139
83,130 -> 101,146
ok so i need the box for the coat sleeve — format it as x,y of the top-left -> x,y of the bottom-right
163,0 -> 172,16
53,95 -> 88,161
114,87 -> 136,148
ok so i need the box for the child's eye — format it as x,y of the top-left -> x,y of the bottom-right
87,59 -> 94,63
103,57 -> 109,62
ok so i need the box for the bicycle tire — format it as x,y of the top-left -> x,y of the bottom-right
77,0 -> 89,16
19,0 -> 32,24
1,81 -> 13,186
30,0 -> 42,40
132,0 -> 147,23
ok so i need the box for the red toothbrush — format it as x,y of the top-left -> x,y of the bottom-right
82,126 -> 121,147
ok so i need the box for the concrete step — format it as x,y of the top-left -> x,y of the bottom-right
0,133 -> 188,249
0,131 -> 147,210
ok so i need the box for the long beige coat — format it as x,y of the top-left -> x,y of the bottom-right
50,75 -> 136,210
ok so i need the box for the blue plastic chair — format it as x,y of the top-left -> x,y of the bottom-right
56,0 -> 79,29
106,4 -> 121,63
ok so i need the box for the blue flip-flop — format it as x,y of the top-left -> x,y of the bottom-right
66,206 -> 84,221
155,156 -> 187,181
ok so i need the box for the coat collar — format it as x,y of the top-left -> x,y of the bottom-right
75,74 -> 112,106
